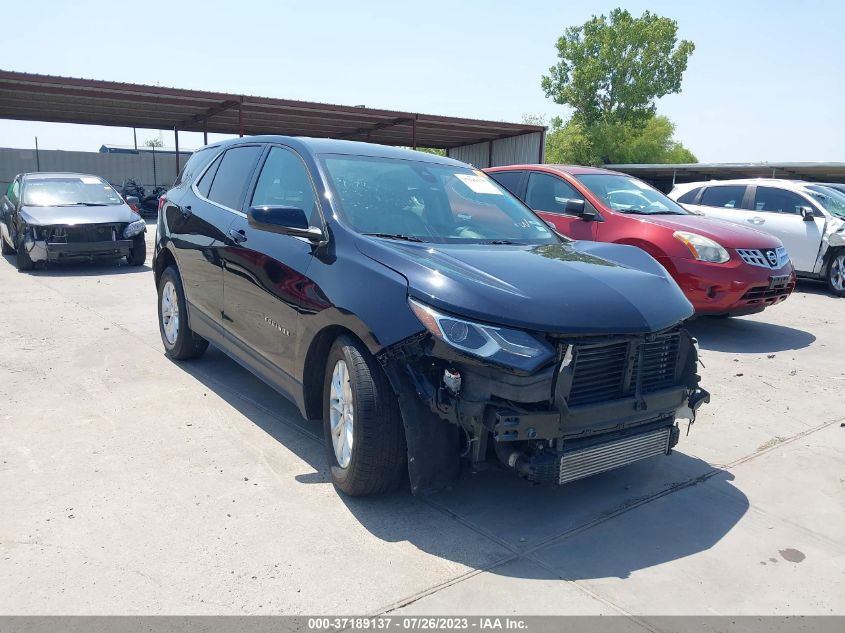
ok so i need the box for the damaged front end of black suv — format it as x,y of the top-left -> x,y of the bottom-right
363,240 -> 710,496
379,313 -> 708,495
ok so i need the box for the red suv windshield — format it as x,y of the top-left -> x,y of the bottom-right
577,174 -> 690,216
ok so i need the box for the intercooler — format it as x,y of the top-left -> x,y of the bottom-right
558,426 -> 672,484
504,422 -> 676,485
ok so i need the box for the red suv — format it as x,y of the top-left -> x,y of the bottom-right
486,165 -> 795,316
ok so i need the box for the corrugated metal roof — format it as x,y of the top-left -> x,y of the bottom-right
605,162 -> 845,191
0,70 -> 544,149
606,162 -> 845,181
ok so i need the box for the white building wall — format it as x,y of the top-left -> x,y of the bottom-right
0,147 -> 191,191
447,132 -> 543,168
447,141 -> 490,168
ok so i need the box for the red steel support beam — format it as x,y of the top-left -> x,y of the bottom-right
539,128 -> 546,163
179,99 -> 240,129
174,127 -> 180,177
238,97 -> 244,137
412,116 -> 417,149
337,117 -> 413,141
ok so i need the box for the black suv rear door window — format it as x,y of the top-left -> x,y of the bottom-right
251,146 -> 320,225
207,145 -> 263,210
525,172 -> 579,214
177,146 -> 217,187
700,185 -> 746,209
754,186 -> 809,214
196,153 -> 223,198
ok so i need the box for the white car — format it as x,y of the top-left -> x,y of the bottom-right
669,179 -> 845,296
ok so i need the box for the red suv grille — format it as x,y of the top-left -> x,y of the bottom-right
741,280 -> 795,306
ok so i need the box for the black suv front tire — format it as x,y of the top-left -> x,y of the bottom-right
322,335 -> 407,496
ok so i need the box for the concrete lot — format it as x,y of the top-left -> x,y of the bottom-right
1,222 -> 843,618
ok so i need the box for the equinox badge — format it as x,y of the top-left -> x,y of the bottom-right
264,315 -> 290,336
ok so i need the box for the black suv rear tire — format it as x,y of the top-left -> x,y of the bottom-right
322,335 -> 407,496
157,265 -> 209,360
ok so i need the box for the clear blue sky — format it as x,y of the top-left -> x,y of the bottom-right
1,0 -> 842,162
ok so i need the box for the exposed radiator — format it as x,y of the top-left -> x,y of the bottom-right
559,426 -> 671,484
566,328 -> 681,407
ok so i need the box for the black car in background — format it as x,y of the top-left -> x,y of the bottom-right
153,136 -> 709,497
1,172 -> 147,270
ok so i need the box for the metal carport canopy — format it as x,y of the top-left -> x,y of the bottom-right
606,162 -> 845,191
0,70 -> 544,151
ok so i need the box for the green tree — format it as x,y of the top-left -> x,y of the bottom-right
542,8 -> 695,127
617,116 -> 696,164
541,115 -> 696,166
144,138 -> 164,149
536,8 -> 697,165
413,147 -> 446,156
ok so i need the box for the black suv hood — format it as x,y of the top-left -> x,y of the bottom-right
19,204 -> 138,226
357,238 -> 693,335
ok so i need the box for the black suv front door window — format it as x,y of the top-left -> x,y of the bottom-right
251,146 -> 321,225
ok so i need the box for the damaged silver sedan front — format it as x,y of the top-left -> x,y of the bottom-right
1,172 -> 147,271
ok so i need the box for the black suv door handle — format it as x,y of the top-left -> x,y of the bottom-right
228,228 -> 248,244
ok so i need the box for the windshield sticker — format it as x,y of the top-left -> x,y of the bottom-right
80,176 -> 102,184
456,173 -> 503,195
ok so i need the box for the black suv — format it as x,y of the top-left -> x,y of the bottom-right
153,137 -> 709,496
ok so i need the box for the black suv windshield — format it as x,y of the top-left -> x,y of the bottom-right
23,176 -> 124,207
320,155 -> 557,244
577,174 -> 690,215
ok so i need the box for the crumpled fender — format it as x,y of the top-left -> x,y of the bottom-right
23,233 -> 48,262
815,217 -> 844,274
378,349 -> 460,496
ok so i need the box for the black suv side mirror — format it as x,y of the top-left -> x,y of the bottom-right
248,205 -> 324,241
125,195 -> 140,206
565,198 -> 598,221
799,206 -> 815,222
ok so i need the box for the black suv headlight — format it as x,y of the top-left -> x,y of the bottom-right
409,298 -> 554,372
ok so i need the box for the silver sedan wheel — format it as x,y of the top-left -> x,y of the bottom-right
831,255 -> 845,292
161,280 -> 180,346
329,359 -> 354,468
